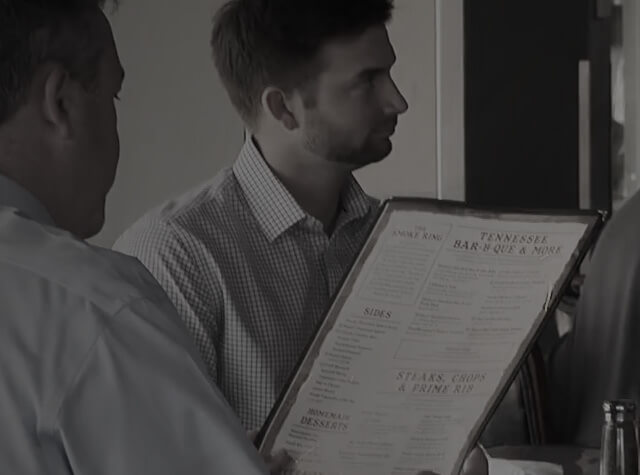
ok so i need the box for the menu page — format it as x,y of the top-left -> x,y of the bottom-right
260,204 -> 594,475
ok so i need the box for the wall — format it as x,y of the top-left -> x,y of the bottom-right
94,0 -> 243,247
94,0 -> 463,247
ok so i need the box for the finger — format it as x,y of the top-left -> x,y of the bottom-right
268,449 -> 294,474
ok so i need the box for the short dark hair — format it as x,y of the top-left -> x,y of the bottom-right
211,0 -> 394,127
0,0 -> 118,124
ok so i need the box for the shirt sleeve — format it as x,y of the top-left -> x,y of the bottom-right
56,297 -> 266,475
114,218 -> 222,382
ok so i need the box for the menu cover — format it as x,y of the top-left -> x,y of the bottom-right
257,197 -> 605,475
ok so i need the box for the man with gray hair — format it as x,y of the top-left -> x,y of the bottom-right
0,0 -> 284,473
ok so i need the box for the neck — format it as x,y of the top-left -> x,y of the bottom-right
0,132 -> 60,229
0,137 -> 36,197
253,134 -> 350,232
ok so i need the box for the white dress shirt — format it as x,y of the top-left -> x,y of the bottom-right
0,175 -> 267,474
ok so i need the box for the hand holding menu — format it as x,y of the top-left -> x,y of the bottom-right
258,198 -> 604,475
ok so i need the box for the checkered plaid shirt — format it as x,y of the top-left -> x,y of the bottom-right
113,138 -> 379,430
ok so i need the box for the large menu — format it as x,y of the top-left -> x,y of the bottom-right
258,198 -> 604,475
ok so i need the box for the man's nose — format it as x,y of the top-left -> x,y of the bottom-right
383,78 -> 409,116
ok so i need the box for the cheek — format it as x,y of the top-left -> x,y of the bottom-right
110,106 -> 119,151
90,105 -> 120,190
328,103 -> 374,135
344,99 -> 381,131
104,104 -> 120,158
308,94 -> 379,144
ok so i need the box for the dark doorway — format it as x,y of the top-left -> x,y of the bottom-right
464,0 -> 612,213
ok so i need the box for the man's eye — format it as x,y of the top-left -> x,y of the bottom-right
359,74 -> 376,88
114,93 -> 121,101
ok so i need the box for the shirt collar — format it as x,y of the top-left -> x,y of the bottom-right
233,137 -> 375,241
338,175 -> 376,224
233,138 -> 306,241
0,175 -> 55,226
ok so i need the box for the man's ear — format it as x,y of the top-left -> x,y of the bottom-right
261,87 -> 299,131
36,62 -> 74,139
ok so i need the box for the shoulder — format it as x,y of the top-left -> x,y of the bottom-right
593,191 -> 640,259
0,209 -> 204,433
0,208 -> 169,316
580,191 -> 640,299
114,167 -> 245,255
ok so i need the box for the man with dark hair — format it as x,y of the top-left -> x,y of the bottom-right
0,1 -> 280,473
115,0 -> 408,433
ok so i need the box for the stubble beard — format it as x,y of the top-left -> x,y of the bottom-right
303,122 -> 392,169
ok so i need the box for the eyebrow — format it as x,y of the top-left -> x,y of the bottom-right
353,55 -> 397,81
118,67 -> 125,84
357,67 -> 388,78
351,66 -> 390,85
